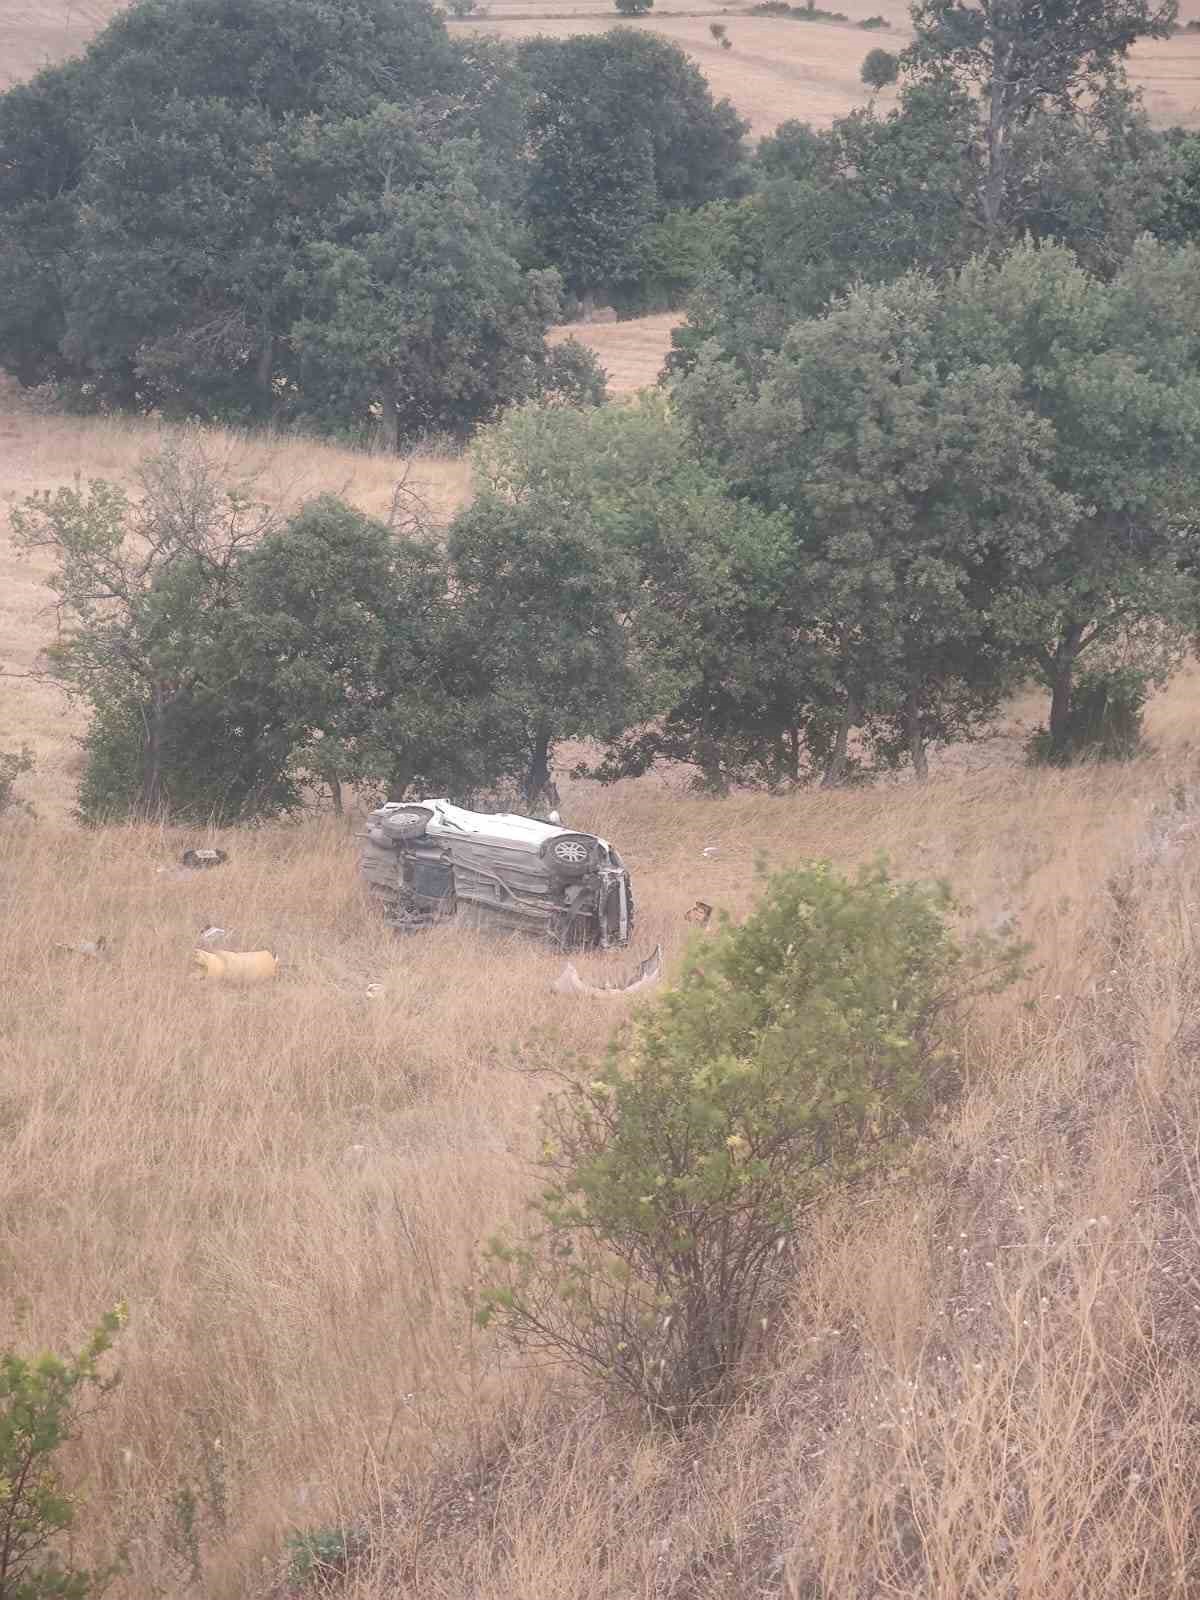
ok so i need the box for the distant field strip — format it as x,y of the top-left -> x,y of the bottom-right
5,0 -> 1198,126
548,311 -> 679,393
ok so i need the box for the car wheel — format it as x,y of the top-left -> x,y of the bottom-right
541,834 -> 596,877
379,804 -> 434,842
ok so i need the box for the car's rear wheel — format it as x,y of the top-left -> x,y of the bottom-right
541,834 -> 597,878
379,804 -> 434,842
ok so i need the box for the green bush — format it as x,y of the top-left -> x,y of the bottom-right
0,1308 -> 125,1600
1027,666 -> 1149,767
749,2 -> 849,18
861,46 -> 900,87
479,862 -> 1022,1422
612,203 -> 732,317
531,338 -> 609,410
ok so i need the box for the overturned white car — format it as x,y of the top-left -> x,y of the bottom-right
359,799 -> 634,949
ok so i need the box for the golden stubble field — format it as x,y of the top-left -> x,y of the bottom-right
5,0 -> 1200,129
448,5 -> 1200,133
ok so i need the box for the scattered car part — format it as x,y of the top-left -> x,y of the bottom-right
192,948 -> 278,984
53,936 -> 108,958
553,943 -> 662,997
181,848 -> 228,869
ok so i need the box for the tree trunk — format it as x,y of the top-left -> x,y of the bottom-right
696,730 -> 728,794
982,43 -> 1013,236
1048,621 -> 1086,761
256,333 -> 274,412
1048,665 -> 1075,760
523,725 -> 553,809
821,697 -> 857,788
139,681 -> 166,818
329,776 -> 344,815
905,687 -> 928,781
381,373 -> 402,453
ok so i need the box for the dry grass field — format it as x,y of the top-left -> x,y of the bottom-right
4,398 -> 1200,1596
548,310 -> 680,393
3,682 -> 1200,1597
448,7 -> 1200,133
5,0 -> 1200,130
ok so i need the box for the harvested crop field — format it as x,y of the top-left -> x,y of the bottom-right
6,0 -> 1200,128
548,310 -> 679,393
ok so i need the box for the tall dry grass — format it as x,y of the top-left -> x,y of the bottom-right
2,673 -> 1198,1596
328,700 -> 1200,1600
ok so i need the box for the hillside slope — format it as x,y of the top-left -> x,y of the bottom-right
2,681 -> 1198,1596
6,354 -> 1200,1600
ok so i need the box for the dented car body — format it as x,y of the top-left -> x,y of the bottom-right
360,799 -> 634,949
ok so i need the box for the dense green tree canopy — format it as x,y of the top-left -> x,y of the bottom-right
906,0 -> 1177,230
75,0 -> 457,123
674,239 -> 1200,766
0,0 -> 748,431
671,0 -> 1178,384
0,0 -> 564,437
520,30 -> 748,300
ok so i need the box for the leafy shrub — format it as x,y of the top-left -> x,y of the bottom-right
12,447 -> 300,825
532,338 -> 609,409
861,45 -> 900,86
1027,667 -> 1149,766
0,746 -> 35,817
286,1526 -> 370,1591
479,862 -> 1022,1422
0,1308 -> 125,1600
612,203 -> 731,316
859,13 -> 890,26
614,0 -> 653,13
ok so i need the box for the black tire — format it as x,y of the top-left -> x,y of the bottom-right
378,804 -> 434,843
540,833 -> 598,878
